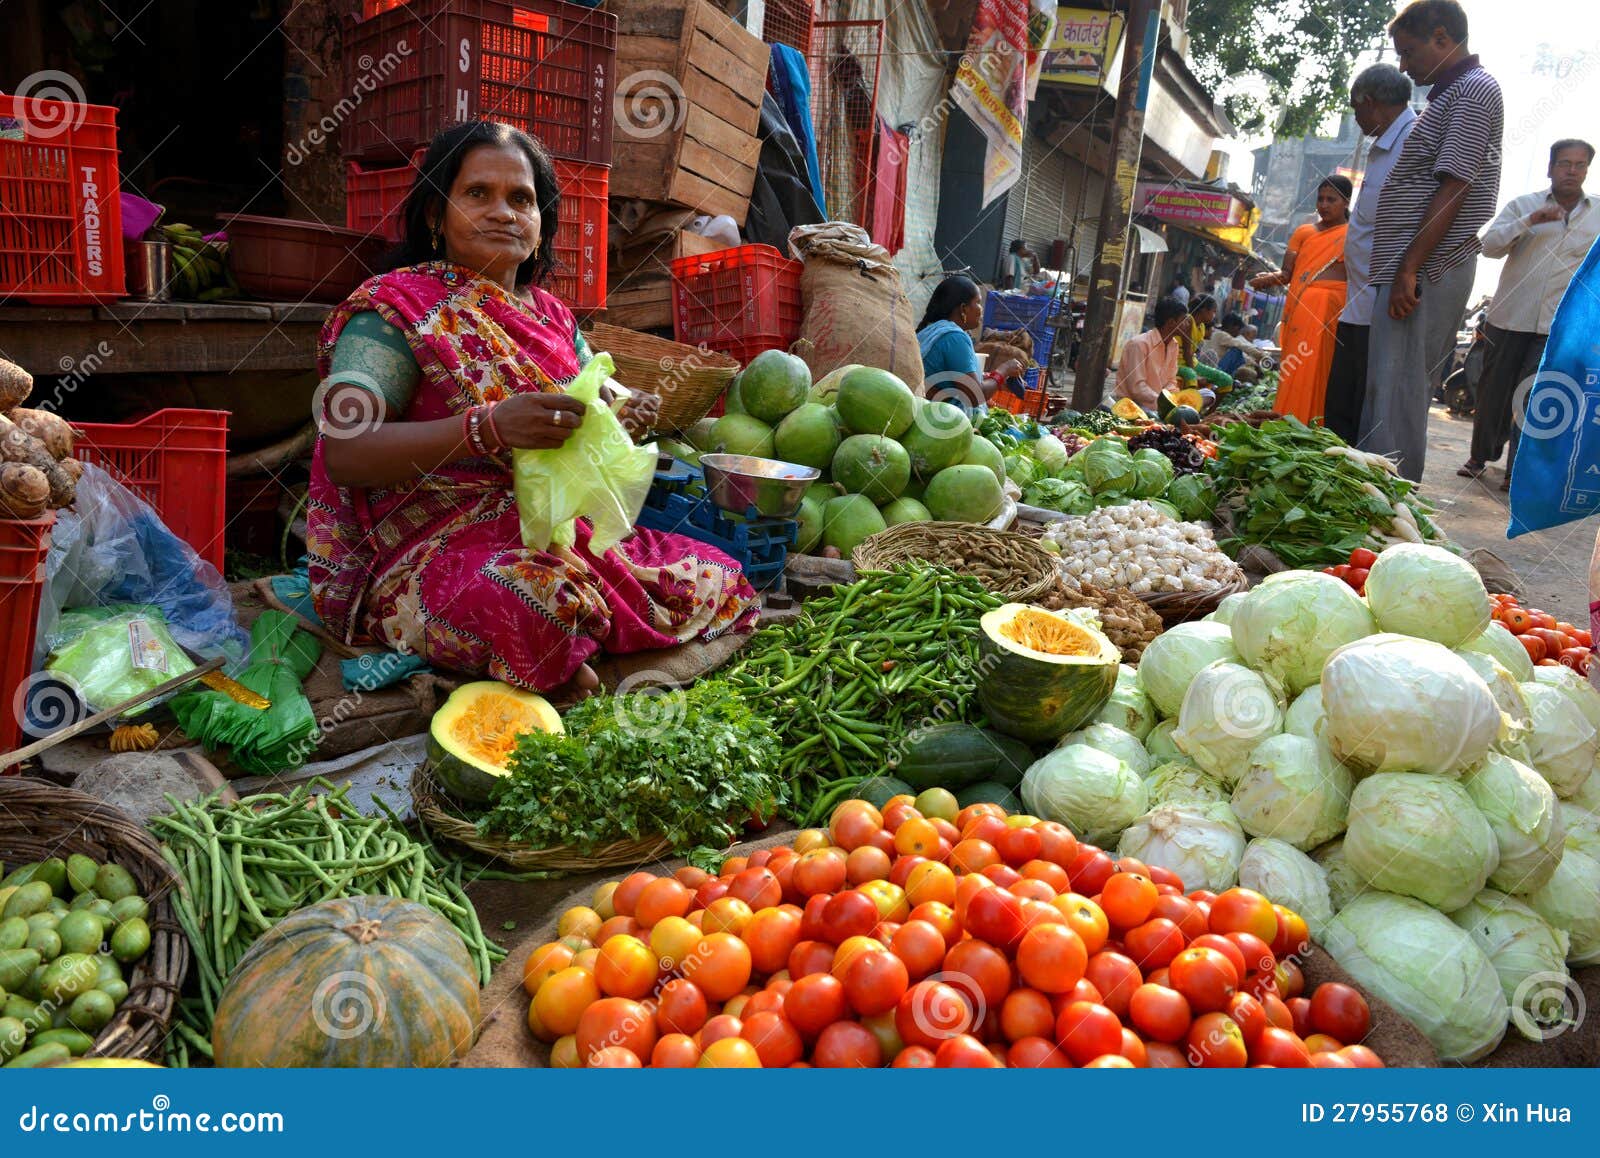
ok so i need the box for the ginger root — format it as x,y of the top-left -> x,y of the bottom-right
8,408 -> 75,460
0,417 -> 75,508
0,462 -> 51,519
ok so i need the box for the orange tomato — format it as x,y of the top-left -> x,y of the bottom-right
576,996 -> 656,1063
1053,893 -> 1109,955
894,817 -> 941,858
743,906 -> 803,976
740,1010 -> 804,1067
1208,888 -> 1279,942
793,848 -> 849,897
831,934 -> 885,979
701,896 -> 754,938
845,845 -> 893,885
1000,988 -> 1057,1042
610,872 -> 657,918
549,1034 -> 581,1069
696,1037 -> 762,1067
633,877 -> 693,928
593,934 -> 659,999
532,966 -> 600,1037
650,1033 -> 701,1067
1100,872 -> 1159,930
587,1045 -> 642,1067
792,828 -> 831,854
521,941 -> 574,998
1016,923 -> 1088,994
1019,859 -> 1072,894
909,901 -> 962,948
904,860 -> 958,908
681,932 -> 752,1002
829,800 -> 884,851
648,915 -> 701,972
889,920 -> 948,980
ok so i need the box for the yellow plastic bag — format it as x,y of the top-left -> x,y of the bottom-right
513,352 -> 658,553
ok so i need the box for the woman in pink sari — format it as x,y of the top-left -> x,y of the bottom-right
309,122 -> 759,697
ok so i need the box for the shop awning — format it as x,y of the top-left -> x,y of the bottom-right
1165,208 -> 1261,260
1131,224 -> 1167,253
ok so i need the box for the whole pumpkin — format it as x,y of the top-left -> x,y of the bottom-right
211,895 -> 480,1067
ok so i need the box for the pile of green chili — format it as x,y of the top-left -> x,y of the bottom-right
150,779 -> 506,1066
727,565 -> 1002,825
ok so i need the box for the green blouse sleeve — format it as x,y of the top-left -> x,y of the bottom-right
325,310 -> 421,415
573,322 -> 594,368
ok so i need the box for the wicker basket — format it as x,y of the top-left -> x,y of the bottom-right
1136,568 -> 1250,627
581,321 -> 739,434
852,522 -> 1059,601
0,779 -> 188,1063
411,769 -> 674,872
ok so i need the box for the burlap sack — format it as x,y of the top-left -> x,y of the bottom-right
789,223 -> 923,391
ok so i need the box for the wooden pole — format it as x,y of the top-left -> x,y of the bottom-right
1072,0 -> 1161,411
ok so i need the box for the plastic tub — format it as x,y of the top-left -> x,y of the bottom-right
225,215 -> 387,304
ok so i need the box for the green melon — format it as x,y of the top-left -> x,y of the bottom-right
686,417 -> 719,450
858,775 -> 915,809
977,604 -> 1122,742
794,493 -> 825,553
773,402 -> 842,470
738,349 -> 811,423
832,434 -> 910,504
923,464 -> 1004,523
901,400 -> 974,478
879,496 -> 931,526
836,367 -> 917,437
809,363 -> 859,405
821,494 -> 887,558
807,480 -> 843,505
707,413 -> 775,458
723,377 -> 746,415
963,436 -> 1007,485
900,475 -> 928,502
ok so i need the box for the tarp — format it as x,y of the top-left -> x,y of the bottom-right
768,43 -> 828,217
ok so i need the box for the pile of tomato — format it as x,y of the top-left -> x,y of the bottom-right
520,794 -> 1385,1069
1491,592 -> 1592,674
1321,547 -> 1378,596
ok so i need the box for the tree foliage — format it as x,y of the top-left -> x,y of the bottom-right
1185,0 -> 1396,139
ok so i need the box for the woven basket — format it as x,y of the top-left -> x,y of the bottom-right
0,778 -> 188,1063
581,321 -> 739,434
1136,568 -> 1250,627
852,522 -> 1059,601
411,769 -> 674,872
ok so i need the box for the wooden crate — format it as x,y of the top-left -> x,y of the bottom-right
606,232 -> 722,331
610,0 -> 768,223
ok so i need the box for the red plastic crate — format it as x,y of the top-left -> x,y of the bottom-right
345,150 -> 425,241
363,0 -> 405,15
342,0 -> 616,167
0,96 -> 124,304
993,386 -> 1047,417
547,159 -> 607,311
72,410 -> 230,574
671,244 -> 803,359
0,514 -> 55,763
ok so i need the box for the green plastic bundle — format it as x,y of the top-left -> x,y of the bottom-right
170,611 -> 321,774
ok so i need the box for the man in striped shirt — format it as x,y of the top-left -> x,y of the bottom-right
1360,0 -> 1503,481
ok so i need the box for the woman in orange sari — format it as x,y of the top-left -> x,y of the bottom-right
1251,176 -> 1352,423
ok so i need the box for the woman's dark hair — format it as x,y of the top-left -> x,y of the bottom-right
385,121 -> 560,287
1189,293 -> 1216,316
919,275 -> 980,330
1008,239 -> 1026,254
1318,175 -> 1355,221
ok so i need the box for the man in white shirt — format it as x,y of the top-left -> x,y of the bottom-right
1459,138 -> 1599,486
1323,63 -> 1418,443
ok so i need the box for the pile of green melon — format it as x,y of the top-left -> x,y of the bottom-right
689,351 -> 1008,559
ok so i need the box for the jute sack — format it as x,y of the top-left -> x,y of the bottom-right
789,223 -> 923,391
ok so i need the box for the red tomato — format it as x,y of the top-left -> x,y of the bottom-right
1348,547 -> 1378,569
1520,634 -> 1548,663
889,854 -> 929,890
587,1045 -> 641,1068
1019,858 -> 1072,894
1123,918 -> 1186,971
935,1033 -> 1004,1068
1016,924 -> 1089,994
787,939 -> 835,979
1209,888 -> 1279,942
1339,1044 -> 1386,1068
727,867 -> 781,910
1310,982 -> 1371,1043
1262,993 -> 1295,1032
893,1045 -> 937,1068
1034,821 -> 1080,867
1287,997 -> 1314,1038
812,1020 -> 882,1068
1011,878 -> 1057,904
1531,627 -> 1570,657
1145,1042 -> 1189,1068
1128,983 -> 1191,1043
1146,863 -> 1185,891
1559,647 -> 1591,674
742,989 -> 785,1019
740,1011 -> 804,1067
1224,991 -> 1268,1046
697,1013 -> 744,1047
1000,988 -> 1058,1042
650,1033 -> 701,1068
655,978 -> 709,1036
845,845 -> 893,885
1310,1050 -> 1356,1068
1574,630 -> 1593,648
896,980 -> 974,1049
1119,1027 -> 1148,1067
820,890 -> 880,944
843,945 -> 909,1016
1083,951 -> 1142,1018
743,907 -> 802,976
576,997 -> 657,1063
1114,856 -> 1152,878
1189,933 -> 1248,981
1054,1001 -> 1124,1066
1100,872 -> 1159,930
981,863 -> 1023,888
1152,894 -> 1208,941
1069,848 -> 1117,895
783,973 -> 847,1037
995,824 -> 1042,866
1331,564 -> 1352,579
1168,946 -> 1239,1013
963,884 -> 1026,951
889,920 -> 947,980
1252,1026 -> 1312,1068
1186,1011 -> 1248,1068
1270,905 -> 1310,959
1275,958 -> 1306,1000
1345,566 -> 1370,590
1303,1033 -> 1345,1054
1009,1036 -> 1071,1067
793,849 -> 848,898
1065,977 -> 1103,1007
1085,1053 -> 1135,1068
944,939 -> 1014,1010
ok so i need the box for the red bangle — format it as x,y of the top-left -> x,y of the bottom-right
483,402 -> 505,452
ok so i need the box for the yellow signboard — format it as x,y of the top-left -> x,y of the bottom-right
1039,8 -> 1125,88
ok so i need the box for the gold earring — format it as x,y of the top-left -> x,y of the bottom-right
431,224 -> 442,253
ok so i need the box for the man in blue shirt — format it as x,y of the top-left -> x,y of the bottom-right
1323,63 -> 1417,444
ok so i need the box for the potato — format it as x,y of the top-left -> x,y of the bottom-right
0,419 -> 73,508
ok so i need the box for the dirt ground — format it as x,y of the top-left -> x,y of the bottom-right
1423,405 -> 1591,624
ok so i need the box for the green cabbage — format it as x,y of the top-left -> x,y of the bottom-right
1519,682 -> 1599,798
1057,722 -> 1151,776
1363,543 -> 1491,648
1230,734 -> 1353,851
1144,761 -> 1230,809
1238,837 -> 1334,936
1461,753 -> 1564,894
1455,651 -> 1531,752
1229,572 -> 1376,696
1460,622 -> 1536,683
1322,635 -> 1501,776
1517,847 -> 1600,965
1092,665 -> 1155,740
1081,439 -> 1137,494
1027,433 -> 1070,474
1144,719 -> 1189,765
1204,592 -> 1248,627
1344,773 -> 1499,911
1137,621 -> 1239,719
1131,458 -> 1170,499
1282,685 -> 1326,741
1560,802 -> 1600,862
1448,889 -> 1573,1039
1022,477 -> 1093,514
1021,744 -> 1147,846
1530,664 -> 1600,741
1117,803 -> 1245,893
1312,838 -> 1369,912
1004,454 -> 1042,489
1322,891 -> 1508,1062
1173,662 -> 1284,785
1165,473 -> 1215,522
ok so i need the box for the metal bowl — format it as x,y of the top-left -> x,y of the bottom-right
700,453 -> 820,518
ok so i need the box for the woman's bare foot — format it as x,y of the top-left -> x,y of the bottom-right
554,662 -> 601,702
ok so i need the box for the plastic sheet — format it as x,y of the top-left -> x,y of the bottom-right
513,353 -> 657,553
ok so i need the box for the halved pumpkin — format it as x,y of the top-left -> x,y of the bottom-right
426,681 -> 563,804
1156,388 -> 1206,421
976,604 -> 1121,742
1111,397 -> 1147,421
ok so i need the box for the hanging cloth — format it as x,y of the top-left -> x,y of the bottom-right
870,118 -> 909,254
768,43 -> 828,218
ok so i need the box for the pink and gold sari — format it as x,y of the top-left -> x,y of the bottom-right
307,262 -> 759,692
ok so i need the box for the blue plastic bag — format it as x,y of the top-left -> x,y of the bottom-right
1508,236 -> 1600,537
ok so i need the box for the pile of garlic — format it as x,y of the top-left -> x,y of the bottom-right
1041,501 -> 1240,594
